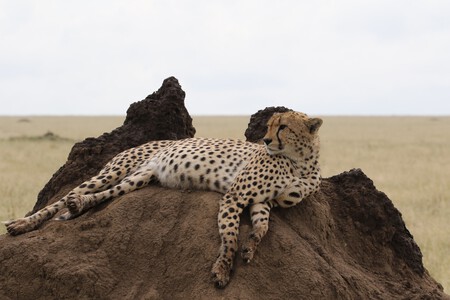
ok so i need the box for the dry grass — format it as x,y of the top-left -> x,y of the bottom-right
0,115 -> 448,292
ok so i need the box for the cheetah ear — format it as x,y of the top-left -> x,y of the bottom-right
307,118 -> 323,134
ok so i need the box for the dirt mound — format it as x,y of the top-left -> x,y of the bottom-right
0,78 -> 447,299
0,170 -> 446,299
30,77 -> 195,214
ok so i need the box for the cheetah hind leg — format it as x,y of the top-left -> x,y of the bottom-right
57,168 -> 157,221
55,171 -> 121,221
3,198 -> 67,235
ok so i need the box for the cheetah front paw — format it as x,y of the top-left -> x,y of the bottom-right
2,218 -> 34,236
241,235 -> 259,263
241,244 -> 256,264
211,259 -> 232,288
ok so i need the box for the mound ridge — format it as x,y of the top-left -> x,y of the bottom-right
0,77 -> 447,299
30,76 -> 195,215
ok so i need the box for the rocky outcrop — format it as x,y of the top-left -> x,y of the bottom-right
0,170 -> 446,299
245,106 -> 292,142
30,77 -> 195,214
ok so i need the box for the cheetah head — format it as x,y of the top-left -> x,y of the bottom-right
262,111 -> 323,158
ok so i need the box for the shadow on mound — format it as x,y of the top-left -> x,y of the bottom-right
0,77 -> 447,299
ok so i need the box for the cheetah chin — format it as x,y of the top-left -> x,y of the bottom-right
265,146 -> 284,156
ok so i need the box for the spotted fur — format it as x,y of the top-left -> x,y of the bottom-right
4,111 -> 323,288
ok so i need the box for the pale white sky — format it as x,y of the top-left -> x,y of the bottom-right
1,0 -> 449,115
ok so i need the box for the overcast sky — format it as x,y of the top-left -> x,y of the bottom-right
1,1 -> 449,116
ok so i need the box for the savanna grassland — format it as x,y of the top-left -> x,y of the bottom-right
0,115 -> 449,292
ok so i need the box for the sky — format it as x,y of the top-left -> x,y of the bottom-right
1,0 -> 449,116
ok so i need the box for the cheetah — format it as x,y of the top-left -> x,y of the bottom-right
4,111 -> 323,288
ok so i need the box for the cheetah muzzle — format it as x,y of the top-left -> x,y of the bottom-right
4,111 -> 323,288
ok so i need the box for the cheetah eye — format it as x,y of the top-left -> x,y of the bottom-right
279,125 -> 287,130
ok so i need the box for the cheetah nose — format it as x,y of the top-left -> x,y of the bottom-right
263,138 -> 272,145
